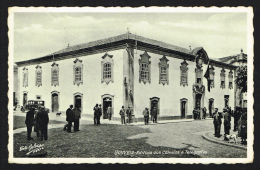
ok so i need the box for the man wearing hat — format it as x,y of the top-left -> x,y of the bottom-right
25,107 -> 35,140
66,104 -> 75,132
142,108 -> 149,125
223,108 -> 231,135
126,106 -> 132,124
151,107 -> 158,123
93,104 -> 99,125
119,106 -> 126,124
213,108 -> 223,138
37,106 -> 49,140
97,104 -> 102,125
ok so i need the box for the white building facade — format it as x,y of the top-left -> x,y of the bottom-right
15,32 -> 237,122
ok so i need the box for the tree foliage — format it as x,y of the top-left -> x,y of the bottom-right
235,65 -> 247,93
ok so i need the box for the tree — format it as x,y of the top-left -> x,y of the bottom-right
235,65 -> 247,93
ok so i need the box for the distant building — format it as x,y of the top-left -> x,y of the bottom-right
14,32 -> 240,121
217,49 -> 247,109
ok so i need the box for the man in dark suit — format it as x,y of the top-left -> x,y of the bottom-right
73,105 -> 81,131
213,108 -> 223,138
25,107 -> 35,140
93,104 -> 99,125
97,104 -> 102,125
119,106 -> 126,124
37,106 -> 49,140
151,107 -> 158,123
66,105 -> 74,132
223,108 -> 231,135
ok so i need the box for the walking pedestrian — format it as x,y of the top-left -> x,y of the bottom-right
213,108 -> 222,138
142,108 -> 149,125
126,107 -> 132,124
107,105 -> 112,121
66,104 -> 75,132
37,106 -> 49,141
73,105 -> 81,131
151,107 -> 157,123
25,107 -> 35,140
119,106 -> 126,124
223,108 -> 231,135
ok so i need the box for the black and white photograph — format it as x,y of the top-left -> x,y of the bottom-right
8,7 -> 253,163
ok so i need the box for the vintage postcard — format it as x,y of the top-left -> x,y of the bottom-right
8,7 -> 254,163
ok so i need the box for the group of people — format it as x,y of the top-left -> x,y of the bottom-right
141,107 -> 158,125
64,104 -> 81,132
25,106 -> 49,141
119,106 -> 132,124
212,108 -> 232,138
193,107 -> 207,120
93,104 -> 102,125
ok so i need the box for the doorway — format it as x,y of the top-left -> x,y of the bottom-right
224,95 -> 229,108
209,98 -> 214,117
23,92 -> 27,106
74,95 -> 82,110
52,93 -> 59,112
180,98 -> 188,119
195,94 -> 202,118
150,97 -> 160,116
103,97 -> 112,119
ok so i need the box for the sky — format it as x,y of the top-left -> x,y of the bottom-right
13,11 -> 248,62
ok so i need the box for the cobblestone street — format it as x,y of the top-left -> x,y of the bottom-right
13,114 -> 247,158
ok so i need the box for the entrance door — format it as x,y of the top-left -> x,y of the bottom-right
181,101 -> 186,119
103,97 -> 112,119
75,95 -> 82,110
150,100 -> 159,114
52,93 -> 59,112
196,94 -> 202,118
209,100 -> 214,117
23,93 -> 27,106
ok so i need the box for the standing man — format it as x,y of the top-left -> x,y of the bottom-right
37,106 -> 49,140
73,105 -> 81,131
93,104 -> 99,125
25,107 -> 35,140
142,108 -> 149,125
119,106 -> 126,124
223,108 -> 231,135
66,104 -> 75,132
107,104 -> 112,121
213,108 -> 223,138
97,104 -> 102,125
151,107 -> 157,123
202,107 -> 207,119
126,106 -> 132,124
193,108 -> 197,120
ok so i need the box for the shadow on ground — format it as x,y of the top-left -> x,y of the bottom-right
14,124 -> 201,158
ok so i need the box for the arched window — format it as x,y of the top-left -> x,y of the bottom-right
101,53 -> 114,84
73,58 -> 83,86
35,65 -> 42,87
139,51 -> 151,84
51,62 -> 59,86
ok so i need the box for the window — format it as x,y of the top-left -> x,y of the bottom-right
195,67 -> 203,85
104,63 -> 112,79
180,60 -> 188,86
23,67 -> 28,87
101,53 -> 114,84
228,70 -> 233,89
36,95 -> 41,99
209,65 -> 215,88
35,65 -> 42,87
220,68 -> 226,89
51,62 -> 59,86
139,51 -> 151,84
73,58 -> 83,86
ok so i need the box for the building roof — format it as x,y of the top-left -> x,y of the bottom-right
216,52 -> 247,65
15,32 -> 237,69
